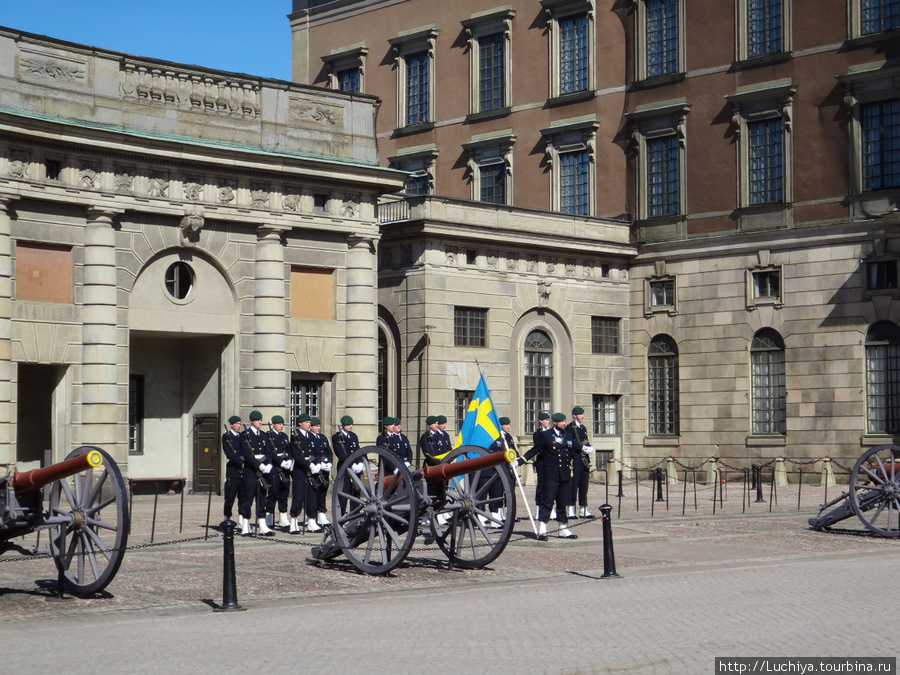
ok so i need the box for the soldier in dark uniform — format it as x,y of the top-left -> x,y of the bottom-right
377,417 -> 413,467
239,410 -> 275,536
332,414 -> 362,513
288,413 -> 314,534
221,415 -> 246,525
532,412 -> 551,518
307,417 -> 333,530
420,415 -> 450,465
267,414 -> 294,531
436,415 -> 453,454
517,412 -> 577,540
567,406 -> 593,518
485,416 -> 518,525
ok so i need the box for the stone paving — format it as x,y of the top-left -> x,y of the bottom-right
1,477 -> 897,673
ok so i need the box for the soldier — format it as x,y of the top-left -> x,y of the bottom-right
332,414 -> 362,513
267,414 -> 294,531
288,413 -> 314,534
567,406 -> 593,518
376,417 -> 413,467
420,415 -> 448,466
394,418 -> 414,466
435,414 -> 452,451
517,412 -> 577,540
532,412 -> 551,518
221,415 -> 246,526
307,417 -> 333,531
240,410 -> 275,536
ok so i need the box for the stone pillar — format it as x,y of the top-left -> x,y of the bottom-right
665,456 -> 679,484
81,208 -> 122,455
253,228 -> 286,416
774,456 -> 788,486
820,457 -> 836,488
344,235 -> 378,439
705,457 -> 718,486
0,196 -> 15,463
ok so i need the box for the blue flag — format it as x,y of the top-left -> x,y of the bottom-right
453,374 -> 501,450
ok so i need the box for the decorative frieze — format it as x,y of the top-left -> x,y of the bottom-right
19,48 -> 86,85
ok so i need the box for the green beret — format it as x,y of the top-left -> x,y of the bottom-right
310,417 -> 321,426
551,412 -> 566,422
340,415 -> 353,426
436,415 -> 447,424
538,412 -> 550,420
426,415 -> 437,425
249,410 -> 263,421
394,418 -> 402,425
271,415 -> 284,424
499,416 -> 510,425
382,416 -> 394,427
572,406 -> 584,415
228,415 -> 241,424
298,413 -> 311,423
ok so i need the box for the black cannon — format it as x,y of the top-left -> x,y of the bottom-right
1,446 -> 130,595
311,444 -> 518,574
809,444 -> 900,537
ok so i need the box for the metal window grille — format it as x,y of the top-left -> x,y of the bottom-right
862,100 -> 900,192
591,317 -> 619,354
455,390 -> 473,433
647,135 -> 679,216
646,0 -> 678,77
751,331 -> 786,434
128,374 -> 144,454
479,162 -> 506,204
479,33 -> 505,111
524,330 -> 553,430
337,67 -> 360,93
862,0 -> 900,34
748,118 -> 784,204
559,13 -> 588,94
290,380 -> 321,428
592,394 -> 619,436
648,337 -> 679,435
560,150 -> 589,215
454,307 -> 487,347
405,52 -> 429,125
747,0 -> 782,56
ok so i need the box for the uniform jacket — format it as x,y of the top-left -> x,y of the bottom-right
524,425 -> 575,481
290,428 -> 315,472
420,429 -> 451,464
241,427 -> 272,472
331,430 -> 360,469
567,421 -> 591,470
308,431 -> 334,466
377,431 -> 413,465
222,430 -> 245,479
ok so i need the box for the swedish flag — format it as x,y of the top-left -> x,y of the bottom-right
453,374 -> 501,450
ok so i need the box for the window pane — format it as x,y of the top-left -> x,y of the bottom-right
751,340 -> 786,434
647,135 -> 679,216
648,336 -> 678,435
290,380 -> 321,428
646,0 -> 678,77
480,162 -> 506,204
748,0 -> 782,56
560,150 -> 589,215
454,307 -> 487,347
593,393 -> 619,435
479,33 -> 505,111
524,330 -> 553,429
129,375 -> 144,454
862,0 -> 900,34
406,52 -> 429,125
560,13 -> 589,94
591,317 -> 619,354
337,67 -> 360,93
862,100 -> 900,192
749,118 -> 784,204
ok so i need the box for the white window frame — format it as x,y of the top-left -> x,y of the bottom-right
388,26 -> 439,131
463,130 -> 516,204
388,145 -> 439,196
461,7 -> 515,118
645,275 -> 677,316
746,264 -> 784,309
321,44 -> 368,93
541,0 -> 595,102
634,0 -> 686,83
627,99 -> 690,221
541,116 -> 598,214
736,0 -> 792,63
848,0 -> 900,40
839,62 -> 900,219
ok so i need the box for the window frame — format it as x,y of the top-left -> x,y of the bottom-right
388,145 -> 439,196
523,329 -> 554,430
635,0 -> 685,84
591,316 -> 620,355
454,306 -> 488,347
865,258 -> 900,296
735,0 -> 792,64
541,0 -> 595,103
321,45 -> 368,93
461,8 -> 515,119
865,320 -> 900,434
750,329 -> 787,435
592,393 -> 620,436
746,265 -> 784,308
645,274 -> 677,315
647,334 -> 679,437
848,0 -> 900,40
128,374 -> 144,455
389,27 -> 439,132
463,131 -> 516,205
290,378 -> 323,429
541,116 -> 598,215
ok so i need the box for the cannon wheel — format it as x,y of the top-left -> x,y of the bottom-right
849,444 -> 900,538
46,446 -> 130,595
430,446 -> 517,569
330,445 -> 419,575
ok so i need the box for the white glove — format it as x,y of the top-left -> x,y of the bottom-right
260,463 -> 273,474
281,459 -> 293,471
404,461 -> 411,468
583,445 -> 593,455
352,462 -> 364,474
310,463 -> 321,474
323,462 -> 332,472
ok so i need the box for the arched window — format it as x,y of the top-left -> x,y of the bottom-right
648,335 -> 679,435
866,321 -> 900,433
751,328 -> 786,434
377,329 -> 388,424
524,330 -> 553,429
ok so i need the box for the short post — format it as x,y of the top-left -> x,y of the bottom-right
150,482 -> 159,544
598,504 -> 621,579
655,467 -> 664,502
616,468 -> 624,498
46,524 -> 71,603
753,464 -> 765,503
214,519 -> 245,612
820,458 -> 836,488
205,482 -> 213,541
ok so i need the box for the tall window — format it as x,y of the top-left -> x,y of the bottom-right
868,260 -> 899,290
454,307 -> 487,347
128,375 -> 144,455
593,394 -> 619,435
861,100 -> 900,191
479,33 -> 505,111
389,27 -> 438,130
747,0 -> 783,56
464,134 -> 515,205
751,329 -> 786,434
646,0 -> 679,77
378,330 -> 388,424
749,118 -> 784,204
591,317 -> 619,354
290,379 -> 321,428
405,52 -> 429,126
866,321 -> 900,434
462,8 -> 514,116
559,13 -> 589,94
455,390 -> 473,434
648,335 -> 679,435
480,163 -> 506,204
524,330 -> 553,430
648,135 -> 680,216
862,0 -> 899,34
560,150 -> 589,215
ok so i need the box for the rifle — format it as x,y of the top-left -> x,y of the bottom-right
291,427 -> 329,490
239,424 -> 270,493
222,424 -> 245,476
265,423 -> 290,484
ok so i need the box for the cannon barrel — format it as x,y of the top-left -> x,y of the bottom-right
10,449 -> 104,495
421,448 -> 517,484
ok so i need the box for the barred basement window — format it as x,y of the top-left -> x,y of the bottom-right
455,389 -> 473,433
290,379 -> 321,428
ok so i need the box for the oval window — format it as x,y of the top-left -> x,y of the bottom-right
164,261 -> 194,300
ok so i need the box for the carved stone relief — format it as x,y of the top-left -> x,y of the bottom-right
183,176 -> 203,202
506,253 -> 518,271
78,161 -> 99,189
148,171 -> 169,198
289,98 -> 342,127
565,259 -> 576,276
217,179 -> 235,205
250,184 -> 269,208
446,247 -> 458,265
8,150 -> 28,178
20,51 -> 86,84
282,190 -> 301,212
342,194 -> 359,218
114,166 -> 135,194
526,255 -> 538,273
487,251 -> 498,269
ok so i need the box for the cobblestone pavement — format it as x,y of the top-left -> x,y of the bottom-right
1,478 -> 897,673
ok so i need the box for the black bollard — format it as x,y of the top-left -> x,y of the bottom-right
655,467 -> 664,502
214,519 -> 245,612
754,465 -> 765,503
598,504 -> 621,579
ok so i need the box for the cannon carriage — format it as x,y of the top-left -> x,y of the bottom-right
809,444 -> 900,537
0,446 -> 129,595
311,444 -> 518,574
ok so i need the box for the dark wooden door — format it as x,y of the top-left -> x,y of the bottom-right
193,415 -> 220,495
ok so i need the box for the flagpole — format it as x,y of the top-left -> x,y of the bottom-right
501,433 -> 538,536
